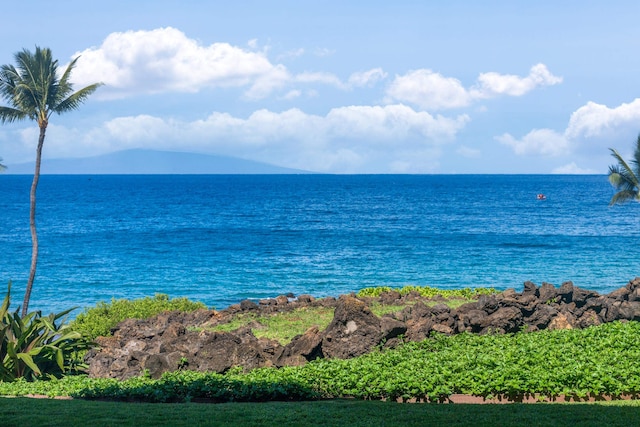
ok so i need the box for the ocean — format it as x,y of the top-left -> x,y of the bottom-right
1,174 -> 638,315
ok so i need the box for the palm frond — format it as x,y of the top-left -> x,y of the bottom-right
608,148 -> 639,186
608,141 -> 640,206
0,105 -> 28,123
54,82 -> 103,114
609,189 -> 640,206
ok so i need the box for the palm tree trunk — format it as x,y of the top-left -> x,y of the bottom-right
22,125 -> 46,317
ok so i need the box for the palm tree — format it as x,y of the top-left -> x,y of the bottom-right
0,47 -> 102,316
608,134 -> 640,206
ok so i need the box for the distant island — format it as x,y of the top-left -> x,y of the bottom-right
4,149 -> 314,174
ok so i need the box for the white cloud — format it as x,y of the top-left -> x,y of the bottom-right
70,27 -> 289,99
565,99 -> 640,139
501,98 -> 640,162
551,162 -> 598,174
325,104 -> 469,142
386,64 -> 562,111
282,90 -> 302,100
472,64 -> 562,98
385,69 -> 471,110
348,68 -> 388,87
294,71 -> 345,89
496,129 -> 570,156
32,105 -> 468,173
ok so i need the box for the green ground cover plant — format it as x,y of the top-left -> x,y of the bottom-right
70,294 -> 206,340
356,285 -> 498,299
2,398 -> 640,427
2,321 -> 640,403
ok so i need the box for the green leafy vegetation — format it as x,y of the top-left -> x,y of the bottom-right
1,283 -> 92,381
3,398 -> 640,427
70,294 -> 206,340
357,285 -> 498,299
608,134 -> 640,205
3,321 -> 640,403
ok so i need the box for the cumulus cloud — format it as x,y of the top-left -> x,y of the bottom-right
501,98 -> 640,162
386,64 -> 562,111
565,99 -> 640,139
32,105 -> 468,173
472,64 -> 562,98
385,70 -> 471,110
67,28 -> 389,100
70,27 -> 289,99
496,129 -> 570,156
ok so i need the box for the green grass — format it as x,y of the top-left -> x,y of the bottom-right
203,306 -> 336,344
204,298 -> 471,345
2,398 -> 640,427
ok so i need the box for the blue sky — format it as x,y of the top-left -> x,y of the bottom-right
1,0 -> 639,173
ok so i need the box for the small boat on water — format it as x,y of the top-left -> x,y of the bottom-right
537,194 -> 546,200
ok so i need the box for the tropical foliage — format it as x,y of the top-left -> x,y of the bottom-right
1,320 -> 640,401
0,283 -> 93,381
608,134 -> 640,205
0,47 -> 102,316
70,294 -> 207,340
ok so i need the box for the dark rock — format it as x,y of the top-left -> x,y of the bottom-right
240,299 -> 259,311
380,290 -> 402,305
480,306 -> 523,334
577,309 -> 602,328
572,287 -> 600,307
297,294 -> 315,304
409,301 -> 432,320
538,283 -> 558,303
380,316 -> 407,341
526,304 -> 558,330
321,296 -> 382,359
459,309 -> 489,333
275,326 -> 323,367
617,301 -> 640,320
523,281 -> 538,296
275,295 -> 289,305
477,294 -> 500,314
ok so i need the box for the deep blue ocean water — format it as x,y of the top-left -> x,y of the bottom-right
1,174 -> 639,315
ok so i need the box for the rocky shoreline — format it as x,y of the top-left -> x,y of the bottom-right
86,278 -> 640,380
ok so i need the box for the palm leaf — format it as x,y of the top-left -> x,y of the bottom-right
608,142 -> 640,206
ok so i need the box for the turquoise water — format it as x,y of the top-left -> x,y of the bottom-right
1,174 -> 638,315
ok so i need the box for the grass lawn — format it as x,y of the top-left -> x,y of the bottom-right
2,397 -> 640,427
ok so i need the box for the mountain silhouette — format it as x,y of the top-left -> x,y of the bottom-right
5,149 -> 312,174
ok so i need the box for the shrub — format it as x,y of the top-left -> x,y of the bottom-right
0,282 -> 93,381
357,285 -> 498,299
70,294 -> 207,340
